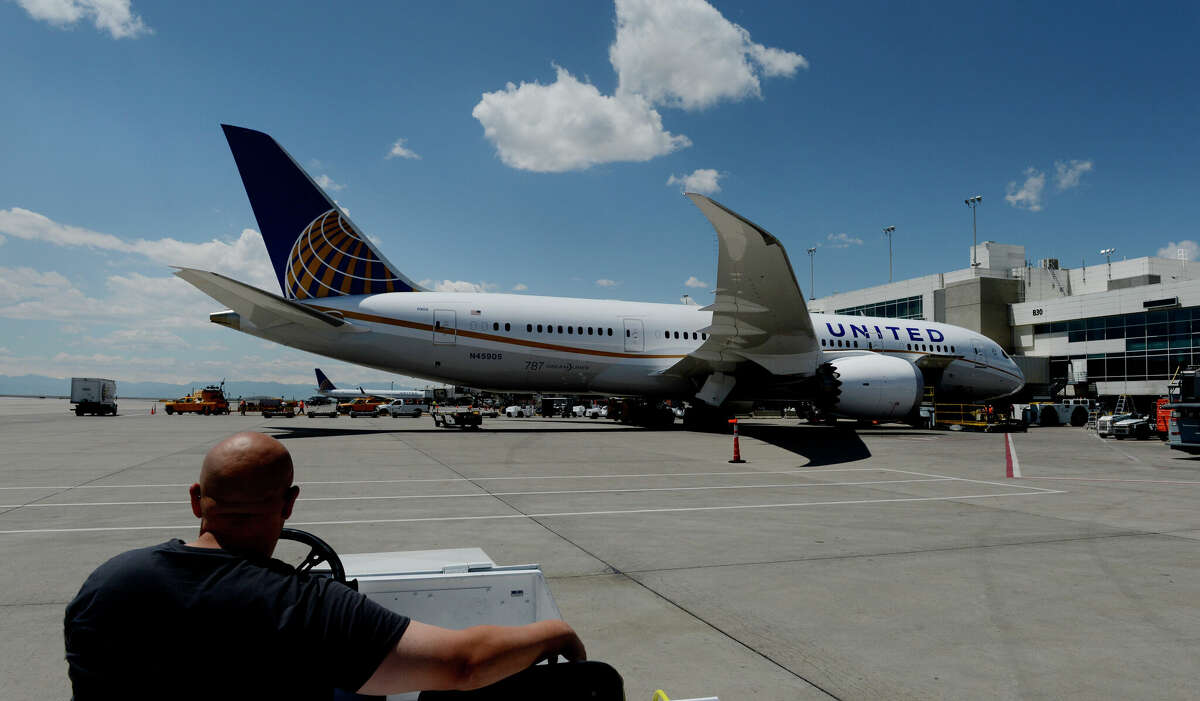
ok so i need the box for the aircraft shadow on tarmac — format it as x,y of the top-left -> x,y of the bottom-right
735,423 -> 872,466
264,425 -> 648,440
264,421 -> 874,466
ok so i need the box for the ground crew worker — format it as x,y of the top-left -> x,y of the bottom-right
64,432 -> 585,699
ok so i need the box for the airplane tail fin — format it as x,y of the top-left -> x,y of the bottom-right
315,368 -> 337,392
220,124 -> 423,299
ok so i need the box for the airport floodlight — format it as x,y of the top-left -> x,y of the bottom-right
806,247 -> 817,299
965,196 -> 983,267
1100,248 -> 1117,280
883,226 -> 896,282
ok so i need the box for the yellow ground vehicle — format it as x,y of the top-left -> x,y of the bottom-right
340,396 -> 391,417
163,385 -> 230,415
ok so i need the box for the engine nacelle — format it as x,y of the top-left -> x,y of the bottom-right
823,354 -> 924,420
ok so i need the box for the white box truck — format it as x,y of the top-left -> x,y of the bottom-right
70,377 -> 118,416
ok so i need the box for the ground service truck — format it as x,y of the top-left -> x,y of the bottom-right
70,378 -> 118,416
163,385 -> 231,415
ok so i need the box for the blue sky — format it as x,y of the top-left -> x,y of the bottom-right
1,0 -> 1197,385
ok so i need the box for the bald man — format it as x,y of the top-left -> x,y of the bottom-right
65,432 -> 584,700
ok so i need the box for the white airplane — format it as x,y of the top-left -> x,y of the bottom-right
176,125 -> 1023,425
312,368 -> 426,401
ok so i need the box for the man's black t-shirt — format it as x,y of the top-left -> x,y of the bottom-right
64,539 -> 410,700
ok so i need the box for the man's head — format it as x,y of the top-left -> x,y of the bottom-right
189,432 -> 299,557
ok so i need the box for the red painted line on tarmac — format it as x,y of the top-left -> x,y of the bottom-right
1005,434 -> 1014,479
1004,433 -> 1021,478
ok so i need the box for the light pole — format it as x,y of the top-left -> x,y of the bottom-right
806,247 -> 817,299
883,226 -> 896,282
965,195 -> 982,267
1099,247 -> 1116,280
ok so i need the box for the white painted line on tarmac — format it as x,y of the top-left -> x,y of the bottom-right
885,468 -> 1061,493
0,490 -> 1066,534
0,467 -> 888,491
1015,476 -> 1200,485
1088,431 -> 1143,464
0,478 -> 957,508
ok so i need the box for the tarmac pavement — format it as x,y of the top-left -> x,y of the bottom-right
2,396 -> 1199,699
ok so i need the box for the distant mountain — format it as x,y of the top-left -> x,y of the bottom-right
0,374 -> 420,400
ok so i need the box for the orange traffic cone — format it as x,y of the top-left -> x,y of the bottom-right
728,418 -> 746,463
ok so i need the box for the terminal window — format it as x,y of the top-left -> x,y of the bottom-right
836,295 -> 923,320
1041,306 -> 1200,382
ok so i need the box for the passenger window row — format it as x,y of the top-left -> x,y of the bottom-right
664,331 -> 707,340
511,323 -> 615,336
819,338 -> 956,354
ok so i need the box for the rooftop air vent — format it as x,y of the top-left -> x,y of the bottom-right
1143,297 -> 1180,309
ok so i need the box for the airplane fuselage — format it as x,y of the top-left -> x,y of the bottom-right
231,291 -> 1023,402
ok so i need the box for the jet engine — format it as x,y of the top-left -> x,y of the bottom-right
817,354 -> 924,420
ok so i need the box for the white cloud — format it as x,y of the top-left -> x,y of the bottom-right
472,1 -> 804,172
15,0 -> 151,39
684,276 -> 709,288
0,266 -> 221,330
1157,240 -> 1200,261
512,283 -> 528,291
416,279 -> 499,293
595,278 -> 619,287
825,233 -> 862,248
1005,167 -> 1046,212
86,328 -> 190,350
387,138 -> 421,160
0,207 -> 276,290
0,309 -> 433,385
1054,159 -> 1093,190
667,168 -> 722,195
314,174 -> 345,192
610,0 -> 807,111
473,66 -> 690,172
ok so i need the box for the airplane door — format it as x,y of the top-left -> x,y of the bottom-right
623,318 -> 643,352
433,310 -> 456,345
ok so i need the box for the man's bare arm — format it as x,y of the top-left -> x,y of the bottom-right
357,619 -> 586,695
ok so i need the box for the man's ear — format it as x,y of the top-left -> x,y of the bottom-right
281,484 -> 300,520
189,483 -> 203,518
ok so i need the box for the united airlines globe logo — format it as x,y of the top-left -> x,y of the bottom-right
284,209 -> 409,299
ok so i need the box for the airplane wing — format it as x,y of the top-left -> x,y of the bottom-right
174,268 -> 366,334
677,194 -> 819,380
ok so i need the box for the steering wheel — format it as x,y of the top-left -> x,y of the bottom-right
278,527 -> 354,589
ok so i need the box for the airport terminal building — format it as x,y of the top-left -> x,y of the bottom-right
809,242 -> 1200,401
